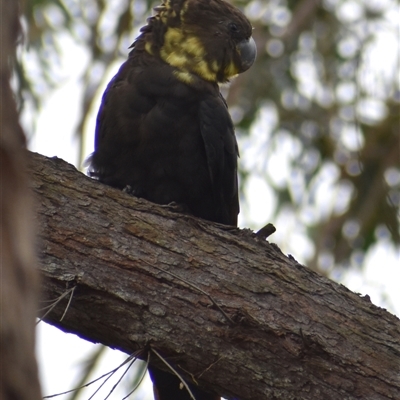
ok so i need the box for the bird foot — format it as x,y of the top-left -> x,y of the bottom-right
161,201 -> 190,214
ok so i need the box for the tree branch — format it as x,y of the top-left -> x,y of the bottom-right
30,151 -> 400,400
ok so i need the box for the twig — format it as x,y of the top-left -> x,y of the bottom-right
151,348 -> 196,400
197,356 -> 223,379
255,223 -> 276,240
100,355 -> 137,400
59,285 -> 75,321
121,352 -> 151,400
36,286 -> 76,325
87,353 -> 138,400
42,352 -> 139,399
147,262 -> 234,325
38,297 -> 63,305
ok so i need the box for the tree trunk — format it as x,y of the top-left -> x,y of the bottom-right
0,1 -> 42,399
30,151 -> 400,400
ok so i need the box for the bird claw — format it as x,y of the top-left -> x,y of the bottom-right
122,185 -> 134,194
161,201 -> 190,214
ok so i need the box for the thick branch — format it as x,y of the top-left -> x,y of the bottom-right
30,151 -> 400,400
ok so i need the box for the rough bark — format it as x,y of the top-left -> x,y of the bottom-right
30,151 -> 400,400
0,2 -> 42,399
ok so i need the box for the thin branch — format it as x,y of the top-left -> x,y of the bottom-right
42,353 -> 139,399
147,261 -> 234,325
59,286 -> 75,321
87,355 -> 138,400
36,286 -> 76,325
197,356 -> 224,380
255,223 -> 276,240
121,352 -> 151,400
102,356 -> 137,400
151,348 -> 196,400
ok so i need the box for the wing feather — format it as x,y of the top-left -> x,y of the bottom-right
199,96 -> 239,225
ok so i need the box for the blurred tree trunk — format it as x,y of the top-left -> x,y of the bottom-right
0,1 -> 42,399
31,151 -> 400,400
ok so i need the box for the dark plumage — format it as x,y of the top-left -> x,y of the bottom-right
89,0 -> 255,397
89,0 -> 255,226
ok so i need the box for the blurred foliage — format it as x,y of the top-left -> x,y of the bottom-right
18,0 -> 399,276
67,345 -> 106,400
